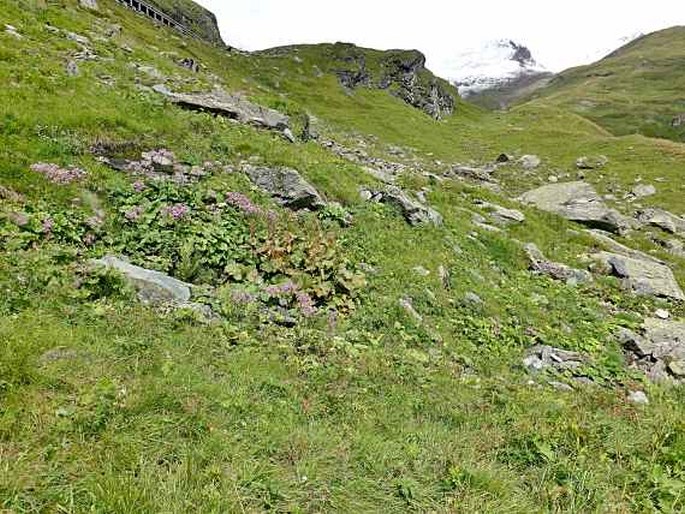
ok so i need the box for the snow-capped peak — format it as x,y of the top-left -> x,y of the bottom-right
437,39 -> 548,97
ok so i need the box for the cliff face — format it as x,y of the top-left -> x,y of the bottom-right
329,43 -> 457,120
146,0 -> 225,46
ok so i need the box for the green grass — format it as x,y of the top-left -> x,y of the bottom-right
523,26 -> 685,142
1,1 -> 685,511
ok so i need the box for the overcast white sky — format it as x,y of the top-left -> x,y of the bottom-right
196,1 -> 685,74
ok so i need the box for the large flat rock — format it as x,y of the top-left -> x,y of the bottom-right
243,165 -> 324,210
594,251 -> 684,301
92,255 -> 192,305
519,181 -> 631,234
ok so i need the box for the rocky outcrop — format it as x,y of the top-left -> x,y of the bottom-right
145,0 -> 225,46
475,200 -> 525,226
619,319 -> 685,382
243,165 -> 325,210
329,44 -> 456,119
524,243 -> 592,285
519,181 -> 632,234
93,255 -> 192,305
523,345 -> 586,372
155,87 -> 294,141
360,186 -> 443,226
593,251 -> 684,301
636,208 -> 685,235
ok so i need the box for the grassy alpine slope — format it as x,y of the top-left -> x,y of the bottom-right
1,1 -> 685,512
522,26 -> 685,142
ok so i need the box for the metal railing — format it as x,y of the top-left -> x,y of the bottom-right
114,0 -> 204,41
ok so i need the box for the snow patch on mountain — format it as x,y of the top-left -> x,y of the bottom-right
436,39 -> 548,97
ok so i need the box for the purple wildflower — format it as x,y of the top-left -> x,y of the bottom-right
232,290 -> 257,304
162,203 -> 190,220
132,181 -> 146,192
85,216 -> 103,228
42,217 -> 54,234
225,192 -> 261,216
265,281 -> 297,296
296,291 -> 316,317
31,162 -> 87,185
124,205 -> 143,222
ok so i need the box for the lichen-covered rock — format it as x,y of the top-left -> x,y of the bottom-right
593,251 -> 684,300
243,165 -> 325,210
619,319 -> 685,382
92,255 -> 192,305
361,186 -> 443,226
157,88 -> 293,138
519,181 -> 632,234
523,243 -> 592,285
636,208 -> 685,235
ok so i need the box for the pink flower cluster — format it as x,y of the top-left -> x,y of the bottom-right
225,192 -> 262,216
162,203 -> 190,220
124,205 -> 144,222
265,281 -> 316,317
30,162 -> 87,185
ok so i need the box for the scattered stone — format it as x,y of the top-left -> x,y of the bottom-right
463,292 -> 484,306
92,255 -> 192,305
361,186 -> 443,227
523,243 -> 592,286
79,0 -> 98,8
672,113 -> 685,128
549,381 -> 574,392
548,175 -> 559,183
243,165 -> 324,210
629,184 -> 657,199
399,296 -> 423,323
438,265 -> 450,289
65,60 -> 79,77
179,57 -> 200,72
592,251 -> 684,300
5,24 -> 22,39
585,229 -> 666,265
523,345 -> 586,372
0,186 -> 24,203
619,319 -> 685,382
662,239 -> 685,258
627,391 -> 649,405
156,88 -> 294,140
519,181 -> 633,234
576,155 -> 608,170
475,200 -> 525,226
655,309 -> 670,320
636,208 -> 685,235
519,155 -> 541,170
39,348 -> 79,365
495,153 -> 511,163
412,266 -> 430,277
451,164 -> 495,183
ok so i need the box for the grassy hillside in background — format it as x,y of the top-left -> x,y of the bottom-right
522,27 -> 685,142
1,1 -> 685,512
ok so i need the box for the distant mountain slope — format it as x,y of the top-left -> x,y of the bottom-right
437,39 -> 551,108
522,26 -> 685,141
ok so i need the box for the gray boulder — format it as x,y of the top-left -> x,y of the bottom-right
619,319 -> 685,382
475,200 -> 525,226
593,251 -> 684,301
361,186 -> 443,227
79,0 -> 98,8
243,165 -> 324,210
636,208 -> 685,235
629,184 -> 657,199
92,255 -> 191,305
524,243 -> 592,286
576,155 -> 608,170
523,345 -> 586,372
520,155 -> 541,170
519,181 -> 632,234
158,88 -> 293,138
